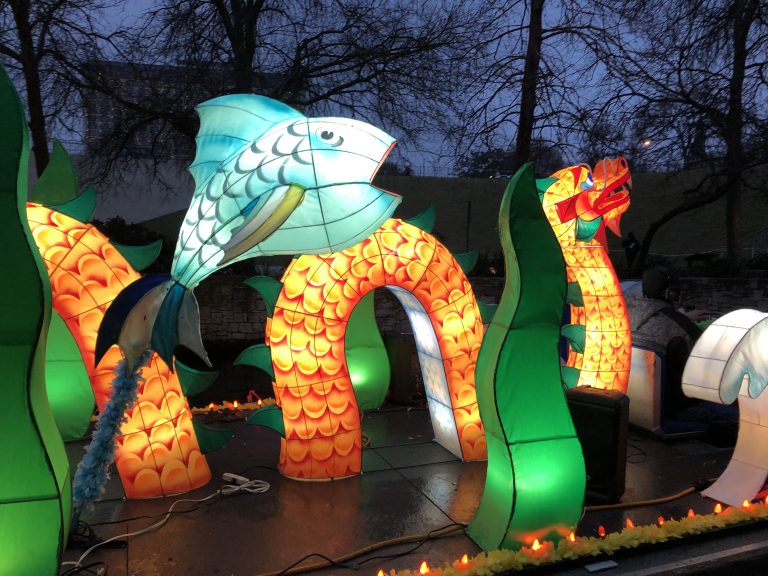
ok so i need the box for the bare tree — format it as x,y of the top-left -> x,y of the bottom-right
73,0 -> 489,181
583,0 -> 767,269
0,0 -> 114,175
452,0 -> 608,173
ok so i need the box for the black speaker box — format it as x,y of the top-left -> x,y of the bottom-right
566,386 -> 629,503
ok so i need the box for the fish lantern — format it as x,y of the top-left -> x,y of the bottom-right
98,94 -> 401,375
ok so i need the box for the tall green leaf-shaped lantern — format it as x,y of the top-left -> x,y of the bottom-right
0,65 -> 71,575
468,164 -> 585,550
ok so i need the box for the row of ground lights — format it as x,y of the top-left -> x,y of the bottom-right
380,497 -> 768,575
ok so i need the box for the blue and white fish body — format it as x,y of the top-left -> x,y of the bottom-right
98,94 -> 400,371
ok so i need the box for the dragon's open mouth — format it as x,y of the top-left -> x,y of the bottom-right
594,157 -> 632,215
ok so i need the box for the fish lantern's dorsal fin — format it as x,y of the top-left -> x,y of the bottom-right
189,94 -> 305,193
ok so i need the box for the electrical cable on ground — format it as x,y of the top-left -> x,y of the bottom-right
87,496 -> 221,528
60,561 -> 108,576
585,486 -> 697,512
60,473 -> 269,573
256,523 -> 466,576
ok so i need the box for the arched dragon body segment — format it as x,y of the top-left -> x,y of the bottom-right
267,218 -> 486,479
538,158 -> 632,392
27,205 -> 211,498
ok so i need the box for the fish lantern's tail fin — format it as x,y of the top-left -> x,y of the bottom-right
96,274 -> 210,372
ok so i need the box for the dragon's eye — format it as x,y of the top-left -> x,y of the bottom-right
315,128 -> 344,147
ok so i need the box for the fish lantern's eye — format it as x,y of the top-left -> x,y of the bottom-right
315,128 -> 344,148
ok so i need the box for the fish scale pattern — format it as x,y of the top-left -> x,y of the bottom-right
27,204 -> 211,498
174,121 -> 309,283
267,218 -> 487,479
539,164 -> 632,392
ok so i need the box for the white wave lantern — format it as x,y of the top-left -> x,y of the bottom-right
682,309 -> 768,507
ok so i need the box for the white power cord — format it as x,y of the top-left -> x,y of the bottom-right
61,473 -> 270,573
220,472 -> 271,495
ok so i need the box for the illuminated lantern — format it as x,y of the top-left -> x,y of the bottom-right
682,309 -> 768,507
343,291 -> 391,410
467,164 -> 585,551
538,158 -> 632,392
97,94 -> 401,373
25,141 -> 98,442
27,204 -> 211,498
45,309 -> 96,440
0,65 -> 70,576
262,218 -> 486,479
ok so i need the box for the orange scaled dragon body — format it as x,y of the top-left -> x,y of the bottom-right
28,204 -> 211,498
537,158 -> 632,392
267,218 -> 486,479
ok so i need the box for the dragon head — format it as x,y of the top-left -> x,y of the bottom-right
591,156 -> 632,237
550,156 -> 631,244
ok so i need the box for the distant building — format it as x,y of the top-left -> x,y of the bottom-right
82,60 -> 288,161
83,60 -> 208,160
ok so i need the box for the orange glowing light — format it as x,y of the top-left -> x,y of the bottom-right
657,516 -> 665,526
568,532 -> 576,543
625,518 -> 635,529
714,503 -> 723,514
539,159 -> 632,392
531,539 -> 542,551
461,553 -> 469,565
742,499 -> 750,509
687,509 -> 696,518
765,495 -> 768,505
598,526 -> 606,538
208,402 -> 215,410
268,219 -> 486,479
257,399 -> 263,407
27,204 -> 211,499
377,571 -> 385,576
419,561 -> 430,574
233,400 -> 239,409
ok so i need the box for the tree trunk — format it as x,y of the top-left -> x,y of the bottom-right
219,0 -> 261,94
723,0 -> 757,266
632,184 -> 726,276
512,0 -> 545,172
11,0 -> 49,175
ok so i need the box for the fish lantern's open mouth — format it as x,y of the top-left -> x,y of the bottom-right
370,141 -> 400,198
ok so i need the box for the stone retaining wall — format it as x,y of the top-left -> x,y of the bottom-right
195,274 -> 768,344
680,277 -> 768,315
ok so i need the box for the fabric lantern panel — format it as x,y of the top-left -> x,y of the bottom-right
683,309 -> 768,507
27,204 -> 211,498
537,159 -> 632,392
266,218 -> 486,479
